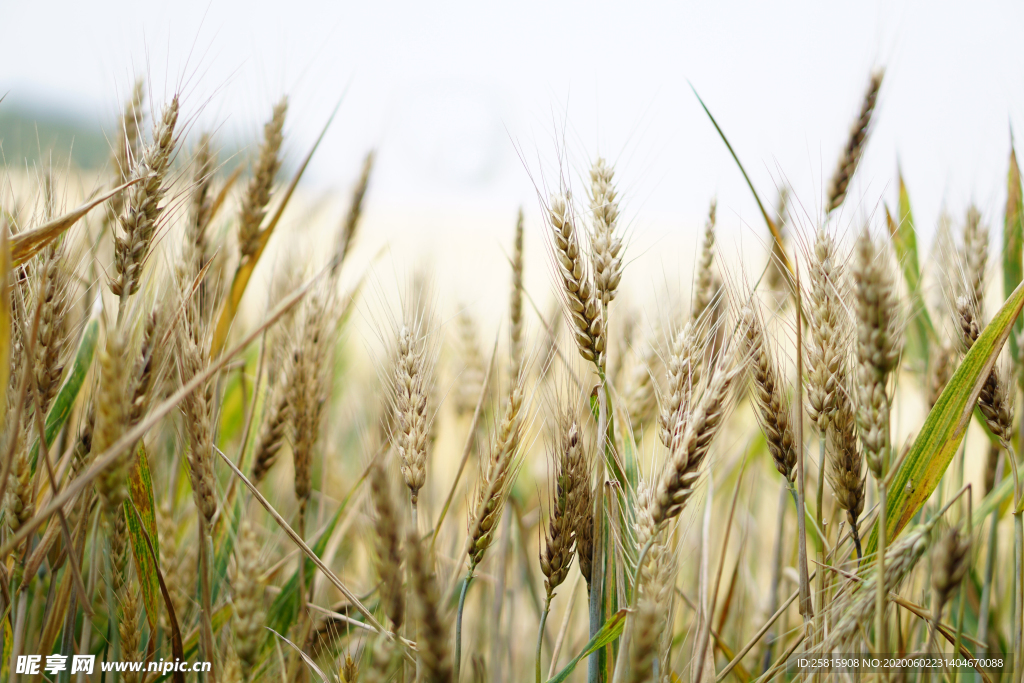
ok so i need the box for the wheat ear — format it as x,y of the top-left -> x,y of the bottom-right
589,158 -> 623,307
739,303 -> 797,482
548,192 -> 605,370
111,95 -> 179,300
238,97 -> 287,263
826,71 -> 883,213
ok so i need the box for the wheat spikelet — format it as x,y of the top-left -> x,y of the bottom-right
128,308 -> 162,429
119,582 -> 142,683
391,311 -> 434,507
157,504 -> 188,630
238,97 -> 287,262
766,186 -> 791,296
94,330 -> 130,517
540,413 -> 586,598
625,338 -> 658,439
826,71 -> 883,213
931,525 -> 970,616
251,373 -> 291,484
739,303 -> 797,482
658,322 -> 698,450
629,484 -> 676,683
110,78 -> 145,217
692,201 -> 721,326
806,229 -> 846,430
3,446 -> 33,534
406,530 -> 453,682
232,520 -> 265,671
467,365 -> 526,571
332,150 -> 374,275
111,95 -> 180,298
826,522 -> 931,650
510,207 -> 525,376
289,291 -> 334,513
32,239 -> 70,416
176,301 -> 218,523
962,205 -> 988,312
928,342 -> 955,409
453,308 -> 486,417
369,460 -> 405,630
547,192 -> 605,369
654,343 -> 738,526
589,158 -> 623,307
852,227 -> 901,477
956,296 -> 1014,447
826,381 -> 866,555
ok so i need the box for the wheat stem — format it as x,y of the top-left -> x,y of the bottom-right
535,596 -> 551,683
454,571 -> 473,682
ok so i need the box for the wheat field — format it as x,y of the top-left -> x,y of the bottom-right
1,64 -> 1023,683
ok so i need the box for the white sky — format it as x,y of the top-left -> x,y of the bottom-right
3,0 -> 1024,268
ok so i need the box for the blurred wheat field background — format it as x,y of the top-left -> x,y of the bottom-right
5,4 -> 1024,683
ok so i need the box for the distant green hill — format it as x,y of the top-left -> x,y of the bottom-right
0,101 -> 247,177
0,102 -> 112,171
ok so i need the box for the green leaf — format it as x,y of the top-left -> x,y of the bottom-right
265,502 -> 346,640
212,496 -> 243,604
1004,144 -> 1023,362
0,221 -> 10,430
886,175 -> 935,365
126,443 -> 160,632
973,473 -> 1015,526
545,608 -> 628,683
29,313 -> 99,467
865,277 -> 1024,557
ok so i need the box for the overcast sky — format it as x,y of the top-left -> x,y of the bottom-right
4,0 -> 1024,255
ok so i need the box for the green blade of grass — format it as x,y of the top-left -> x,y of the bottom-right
546,608 -> 628,683
689,83 -> 790,277
28,311 -> 99,467
0,220 -> 9,431
210,98 -> 342,357
1004,142 -> 1023,362
265,501 -> 346,641
10,179 -> 138,266
125,443 -> 161,633
865,276 -> 1024,557
886,174 -> 936,366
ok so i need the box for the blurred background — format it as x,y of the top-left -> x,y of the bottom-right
3,0 -> 1024,327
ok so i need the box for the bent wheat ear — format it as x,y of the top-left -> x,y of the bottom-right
111,95 -> 180,299
827,71 -> 883,213
541,414 -> 586,598
739,303 -> 796,482
239,98 -> 287,263
547,192 -> 605,370
654,342 -> 738,526
467,365 -> 526,571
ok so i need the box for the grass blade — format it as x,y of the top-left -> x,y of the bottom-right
1004,142 -> 1023,362
126,443 -> 161,632
28,310 -> 99,466
865,277 -> 1024,556
546,608 -> 628,683
210,99 -> 342,356
886,174 -> 936,365
11,179 -> 138,266
0,219 -> 9,430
